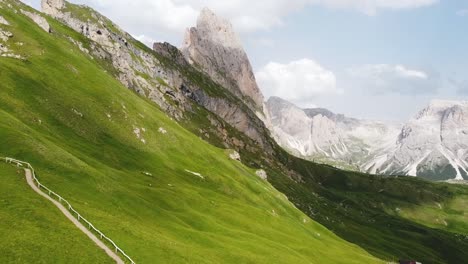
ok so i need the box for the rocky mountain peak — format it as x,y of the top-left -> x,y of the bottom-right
41,0 -> 65,15
192,8 -> 243,49
182,8 -> 264,112
267,96 -> 468,180
414,100 -> 468,121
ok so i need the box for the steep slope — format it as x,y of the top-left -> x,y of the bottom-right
267,97 -> 468,180
0,1 -> 381,263
181,8 -> 264,113
4,1 -> 468,263
0,163 -> 113,263
41,0 -> 272,154
266,153 -> 468,263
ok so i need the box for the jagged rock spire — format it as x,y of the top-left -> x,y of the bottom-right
182,8 -> 264,112
41,0 -> 65,16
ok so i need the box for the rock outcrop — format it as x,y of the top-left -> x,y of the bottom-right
20,10 -> 50,33
41,0 -> 65,16
154,42 -> 272,151
0,15 -> 9,25
182,8 -> 264,112
41,0 -> 187,119
41,0 -> 272,152
255,169 -> 268,180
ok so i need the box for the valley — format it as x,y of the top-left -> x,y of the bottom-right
0,0 -> 467,263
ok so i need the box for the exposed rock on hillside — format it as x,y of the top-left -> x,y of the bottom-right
154,43 -> 272,151
182,8 -> 264,112
41,0 -> 188,119
41,0 -> 272,152
42,0 -> 65,16
20,10 -> 50,33
256,169 -> 268,180
0,15 -> 9,25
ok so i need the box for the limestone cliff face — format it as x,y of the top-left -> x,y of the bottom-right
41,0 -> 272,152
267,96 -> 468,180
41,0 -> 64,16
181,8 -> 264,112
154,43 -> 272,151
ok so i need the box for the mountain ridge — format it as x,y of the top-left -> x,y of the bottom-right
266,96 -> 468,180
1,1 -> 468,263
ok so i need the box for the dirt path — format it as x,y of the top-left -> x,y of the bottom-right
24,169 -> 125,264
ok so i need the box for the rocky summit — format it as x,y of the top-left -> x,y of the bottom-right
364,100 -> 468,180
182,8 -> 264,113
266,97 -> 468,180
41,0 -> 271,151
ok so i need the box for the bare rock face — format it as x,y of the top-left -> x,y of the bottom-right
182,8 -> 264,112
255,169 -> 268,180
41,0 -> 187,119
41,0 -> 65,17
0,15 -> 9,25
20,10 -> 50,33
41,0 -> 272,152
229,151 -> 241,161
267,96 -> 468,180
366,100 -> 468,180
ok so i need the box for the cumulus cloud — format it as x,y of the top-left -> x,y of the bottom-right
256,59 -> 341,106
347,64 -> 440,94
25,0 -> 439,42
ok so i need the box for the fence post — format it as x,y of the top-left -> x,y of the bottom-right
2,157 -> 135,264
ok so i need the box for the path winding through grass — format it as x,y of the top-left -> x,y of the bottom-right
23,168 -> 124,264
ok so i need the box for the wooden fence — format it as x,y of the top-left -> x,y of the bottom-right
2,157 -> 135,264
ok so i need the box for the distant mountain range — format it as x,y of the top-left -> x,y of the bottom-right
266,97 -> 468,180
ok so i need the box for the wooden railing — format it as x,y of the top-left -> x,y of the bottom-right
2,157 -> 135,264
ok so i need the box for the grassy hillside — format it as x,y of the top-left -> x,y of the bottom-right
0,2 -> 382,263
267,153 -> 468,264
0,162 -> 113,263
395,194 -> 468,235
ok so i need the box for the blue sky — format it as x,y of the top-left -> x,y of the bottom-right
25,0 -> 468,121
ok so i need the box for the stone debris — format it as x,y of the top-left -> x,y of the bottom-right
72,108 -> 83,117
133,126 -> 146,144
0,29 -> 13,42
229,151 -> 241,161
255,169 -> 268,180
185,169 -> 204,179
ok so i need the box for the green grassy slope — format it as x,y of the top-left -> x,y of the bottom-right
0,3 -> 382,263
0,162 -> 113,264
267,153 -> 468,264
395,194 -> 468,235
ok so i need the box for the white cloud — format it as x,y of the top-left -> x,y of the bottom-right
457,9 -> 468,16
22,0 -> 438,44
347,64 -> 439,94
256,59 -> 341,106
